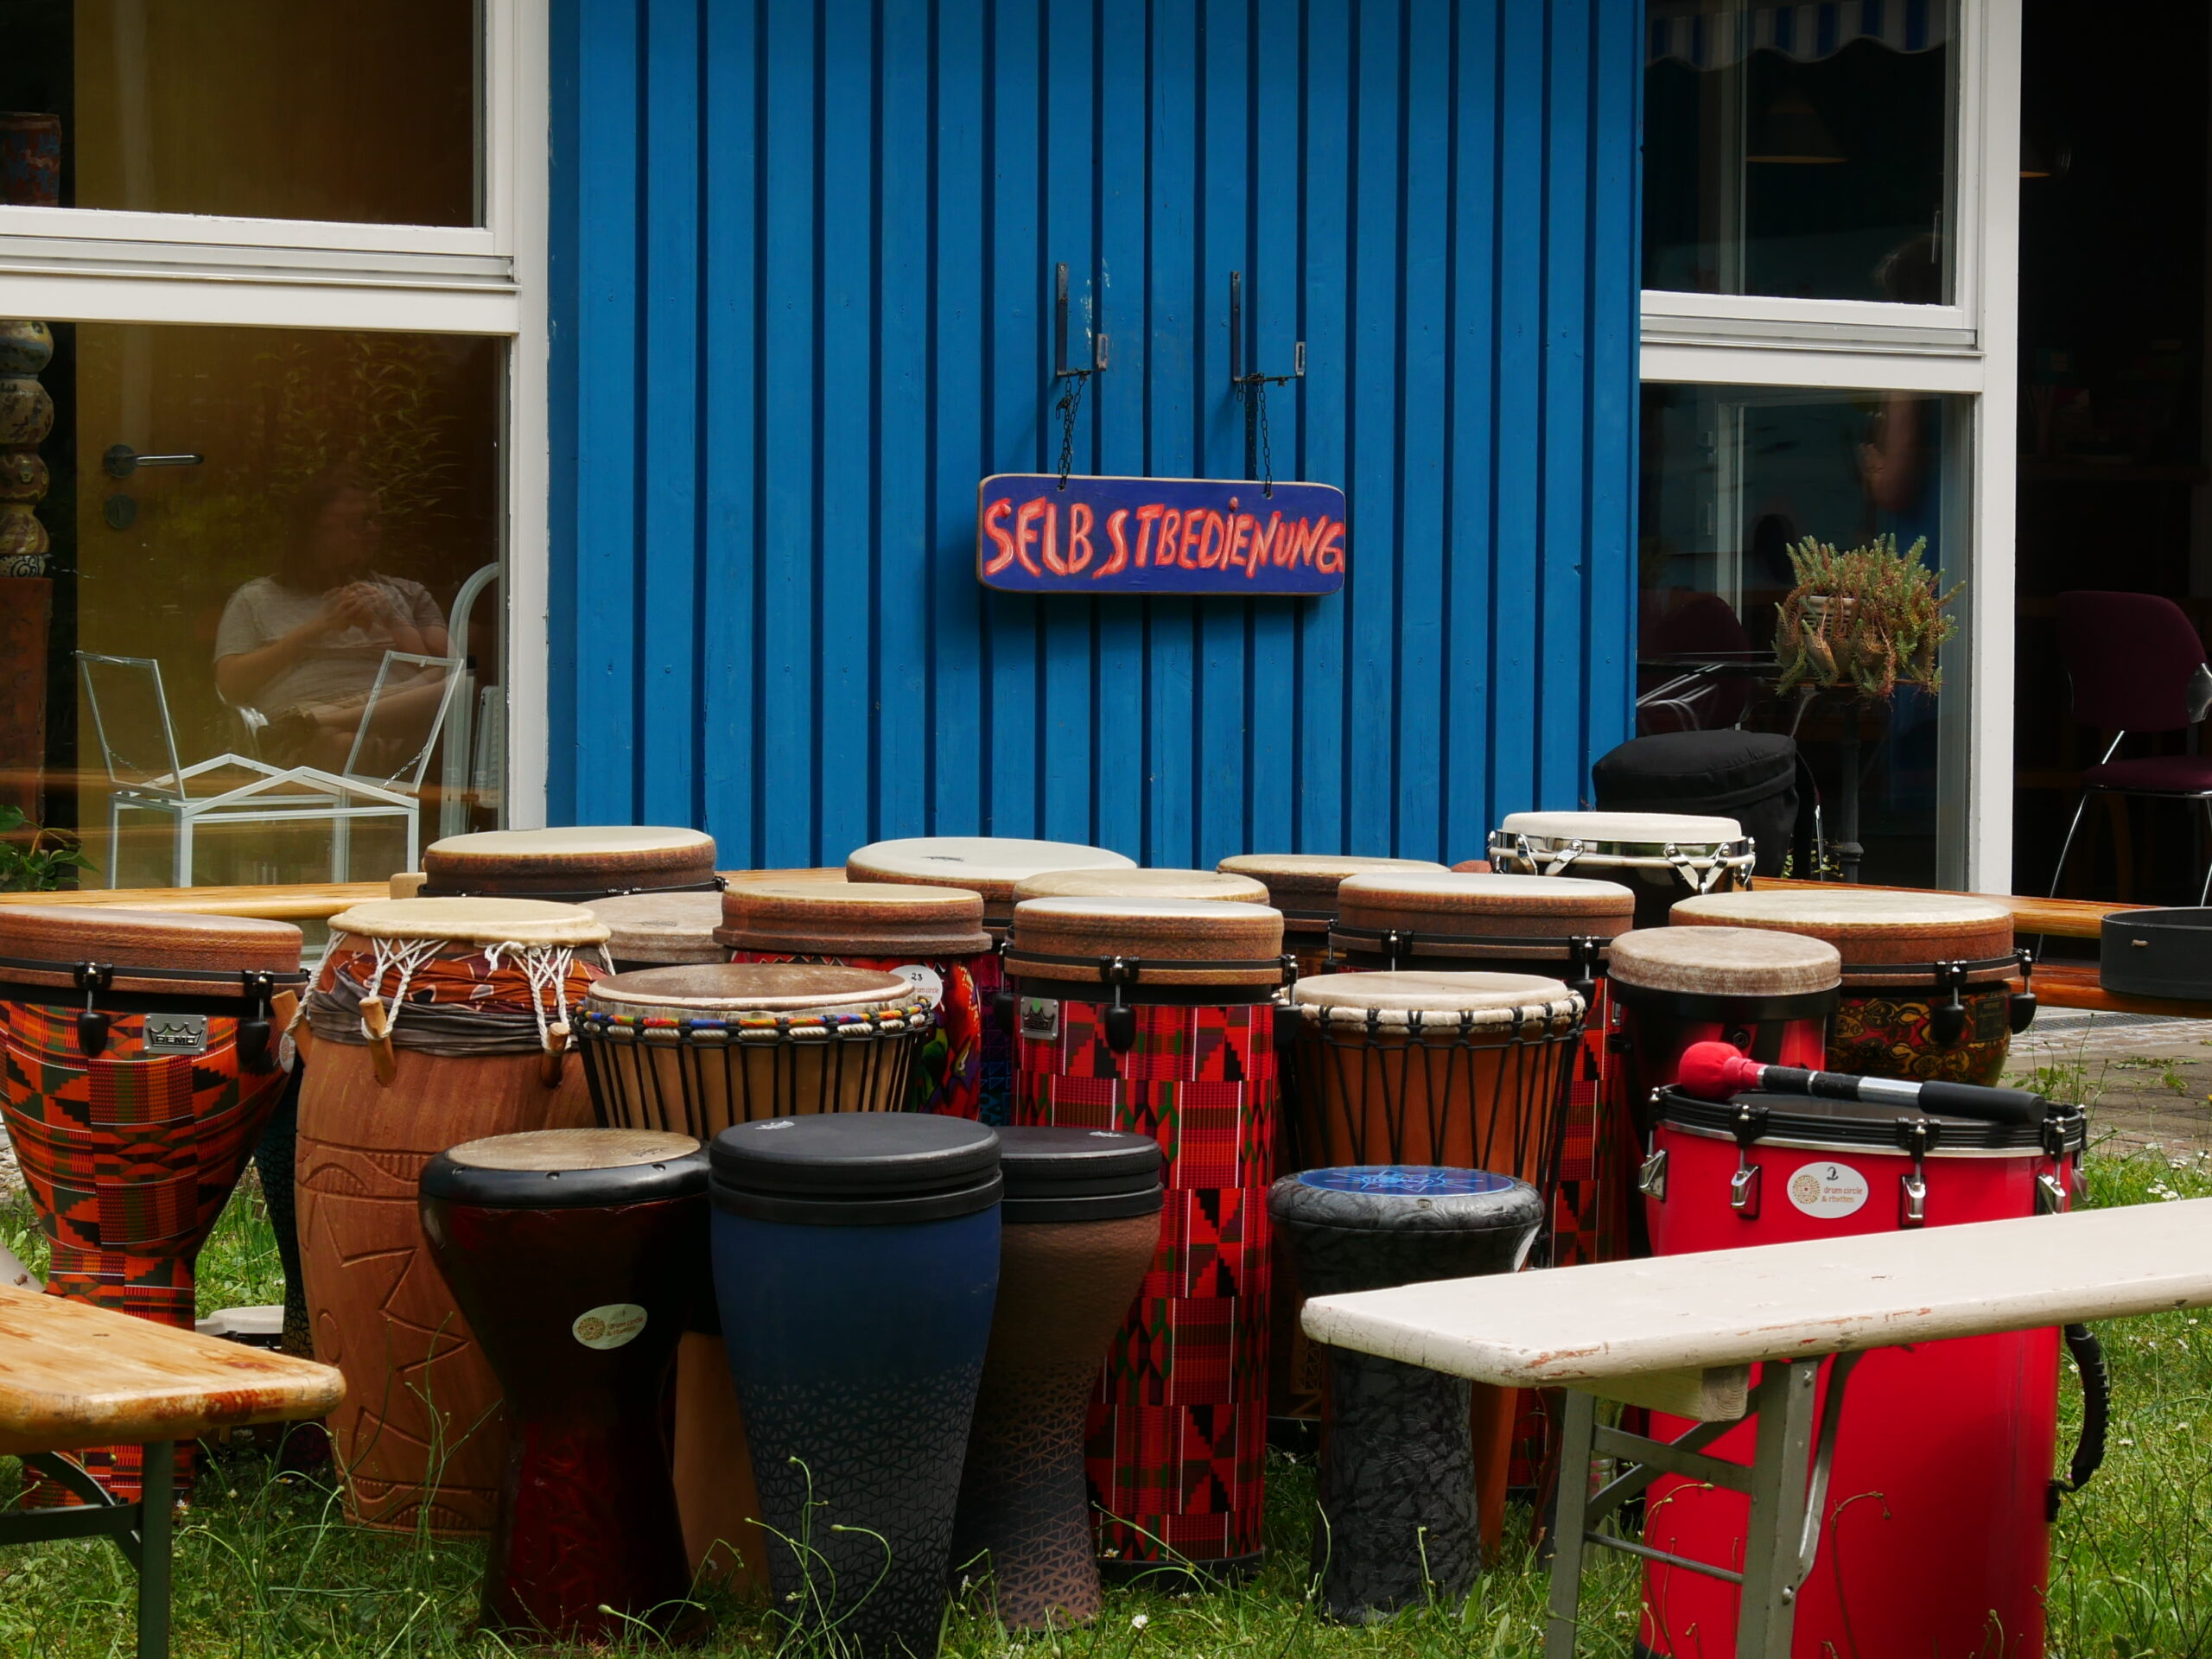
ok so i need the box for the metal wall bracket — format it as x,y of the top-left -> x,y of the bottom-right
1054,264 -> 1107,378
1229,270 -> 1304,387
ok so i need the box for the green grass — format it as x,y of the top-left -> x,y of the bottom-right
0,1156 -> 2202,1658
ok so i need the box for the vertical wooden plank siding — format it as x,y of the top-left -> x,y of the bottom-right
547,0 -> 1642,867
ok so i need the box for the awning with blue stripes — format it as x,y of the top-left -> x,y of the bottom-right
1648,1 -> 1950,68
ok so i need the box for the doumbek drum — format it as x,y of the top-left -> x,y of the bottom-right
1638,1083 -> 2087,1659
418,824 -> 721,901
0,905 -> 304,1501
1670,888 -> 2034,1086
296,897 -> 607,1533
420,1128 -> 706,1641
1486,810 -> 1753,931
1006,895 -> 1287,1573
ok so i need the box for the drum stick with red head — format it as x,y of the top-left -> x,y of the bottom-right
1677,1040 -> 2045,1125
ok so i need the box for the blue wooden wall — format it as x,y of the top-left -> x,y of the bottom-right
548,0 -> 1641,868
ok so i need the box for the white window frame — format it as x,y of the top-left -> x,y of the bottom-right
0,0 -> 550,846
1639,0 -> 2020,893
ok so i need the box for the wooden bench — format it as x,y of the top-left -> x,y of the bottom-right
0,1285 -> 344,1659
1304,1198 -> 2212,1658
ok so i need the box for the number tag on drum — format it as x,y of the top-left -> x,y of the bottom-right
1020,997 -> 1060,1041
891,964 -> 944,1007
572,1303 -> 649,1351
1785,1160 -> 1870,1220
143,1014 -> 208,1056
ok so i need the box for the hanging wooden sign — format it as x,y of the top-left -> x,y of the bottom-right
976,474 -> 1347,595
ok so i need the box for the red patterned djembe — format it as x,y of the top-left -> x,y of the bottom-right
0,905 -> 304,1501
1007,894 -> 1287,1575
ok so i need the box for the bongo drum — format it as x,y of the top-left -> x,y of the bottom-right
711,1113 -> 1002,1659
1670,889 -> 2034,1086
0,905 -> 304,1502
420,825 -> 720,901
1214,854 -> 1450,981
1006,895 -> 1287,1573
715,880 -> 994,1120
296,897 -> 607,1533
951,1127 -> 1163,1630
1638,1084 -> 2086,1659
1487,810 -> 1753,930
420,1128 -> 706,1641
585,890 -> 727,972
1269,1167 -> 1544,1622
1012,868 -> 1269,905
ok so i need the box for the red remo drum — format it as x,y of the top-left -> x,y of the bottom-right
1639,1083 -> 2088,1659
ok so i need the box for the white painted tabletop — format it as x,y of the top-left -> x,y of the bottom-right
1304,1198 -> 2212,1396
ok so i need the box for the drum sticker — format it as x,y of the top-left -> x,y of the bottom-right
143,1014 -> 207,1055
1020,996 -> 1059,1042
1786,1160 -> 1871,1220
891,964 -> 944,1007
572,1303 -> 649,1351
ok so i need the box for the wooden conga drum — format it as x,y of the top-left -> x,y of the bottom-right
421,1128 -> 706,1642
1487,810 -> 1754,931
1215,854 -> 1450,980
585,890 -> 727,973
296,897 -> 607,1533
0,906 -> 304,1501
420,825 -> 720,901
1670,889 -> 2032,1086
1007,895 -> 1287,1574
715,880 -> 994,1119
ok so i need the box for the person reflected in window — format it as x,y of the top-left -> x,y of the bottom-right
213,472 -> 451,772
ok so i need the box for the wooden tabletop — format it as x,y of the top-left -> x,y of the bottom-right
1305,1198 -> 2212,1421
1753,875 -> 2149,942
0,1286 -> 344,1456
0,882 -> 384,922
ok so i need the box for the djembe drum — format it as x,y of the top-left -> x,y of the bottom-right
419,825 -> 721,901
587,890 -> 727,972
715,880 -> 994,1119
1269,1166 -> 1544,1622
0,905 -> 304,1501
296,897 -> 606,1532
1006,894 -> 1287,1574
849,837 -> 1135,1124
1486,810 -> 1753,931
1215,854 -> 1450,980
1012,867 -> 1269,905
951,1127 -> 1162,1629
1670,889 -> 2035,1086
421,1128 -> 706,1641
575,961 -> 937,1591
711,1113 -> 1002,1659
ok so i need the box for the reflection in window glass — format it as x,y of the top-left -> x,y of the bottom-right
0,321 -> 503,890
1639,385 -> 1967,886
0,1 -> 476,226
1643,0 -> 1954,302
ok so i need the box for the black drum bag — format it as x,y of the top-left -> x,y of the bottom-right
1590,729 -> 1811,878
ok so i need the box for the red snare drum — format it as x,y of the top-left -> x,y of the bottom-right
1639,1084 -> 2087,1659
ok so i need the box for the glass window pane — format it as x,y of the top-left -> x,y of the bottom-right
0,1 -> 477,226
0,320 -> 505,890
1644,0 -> 1955,302
1638,383 -> 1970,887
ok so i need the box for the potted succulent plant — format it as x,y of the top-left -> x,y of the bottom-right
1774,533 -> 1962,700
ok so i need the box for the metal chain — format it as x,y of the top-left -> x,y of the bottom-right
1054,371 -> 1088,489
1239,376 -> 1275,497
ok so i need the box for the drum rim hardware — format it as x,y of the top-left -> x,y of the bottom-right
1486,827 -> 1758,887
1657,1086 -> 2085,1156
0,959 -> 304,1063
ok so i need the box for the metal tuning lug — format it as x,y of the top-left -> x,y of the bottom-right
1929,960 -> 1969,1046
1730,1160 -> 1763,1217
1100,956 -> 1139,1055
1900,1170 -> 1928,1228
73,962 -> 114,1059
1637,1147 -> 1669,1201
2010,947 -> 2038,1034
2037,1171 -> 2069,1215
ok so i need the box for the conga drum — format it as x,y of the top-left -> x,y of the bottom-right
420,1128 -> 706,1641
711,1113 -> 1002,1659
1639,1082 -> 2087,1659
587,890 -> 727,972
0,905 -> 304,1501
1670,889 -> 2034,1086
296,897 -> 607,1533
951,1127 -> 1163,1629
419,825 -> 721,900
849,838 -> 1135,1123
1269,1167 -> 1544,1622
574,961 -> 937,1592
1486,810 -> 1754,930
1006,895 -> 1287,1574
1214,854 -> 1450,980
715,880 -> 994,1119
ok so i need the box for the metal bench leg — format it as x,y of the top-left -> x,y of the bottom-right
1542,1389 -> 1597,1658
1737,1362 -> 1819,1659
136,1442 -> 172,1659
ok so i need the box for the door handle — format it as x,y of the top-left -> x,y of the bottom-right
103,445 -> 205,479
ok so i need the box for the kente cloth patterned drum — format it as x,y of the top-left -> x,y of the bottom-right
1670,888 -> 2031,1087
585,890 -> 728,972
420,825 -> 720,902
1486,810 -> 1753,931
0,906 -> 304,1503
1214,854 -> 1450,981
1007,896 -> 1287,1573
296,898 -> 608,1534
716,880 -> 994,1121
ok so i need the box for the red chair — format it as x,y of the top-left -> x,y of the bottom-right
2050,591 -> 2212,901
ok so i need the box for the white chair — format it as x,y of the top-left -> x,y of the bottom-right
437,562 -> 502,838
77,652 -> 452,888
